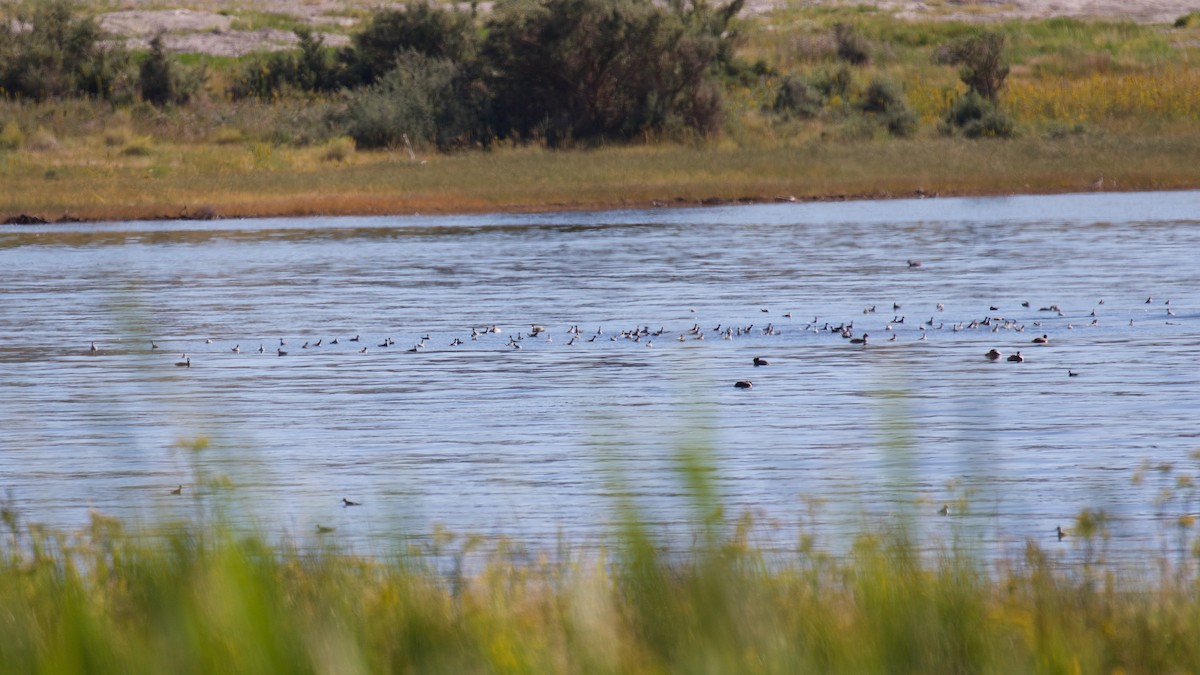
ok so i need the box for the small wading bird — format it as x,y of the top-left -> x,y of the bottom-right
90,341 -> 98,353
1056,526 -> 1067,541
937,505 -> 949,516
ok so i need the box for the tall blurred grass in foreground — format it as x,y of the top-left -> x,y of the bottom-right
3,448 -> 1200,674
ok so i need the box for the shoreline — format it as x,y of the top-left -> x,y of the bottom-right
2,182 -> 1193,226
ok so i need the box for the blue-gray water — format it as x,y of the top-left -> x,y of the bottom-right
2,190 -> 1199,562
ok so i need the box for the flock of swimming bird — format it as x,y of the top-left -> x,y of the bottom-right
89,286 -> 1182,539
83,292 -> 1183,397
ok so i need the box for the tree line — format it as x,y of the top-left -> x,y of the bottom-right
0,0 -> 1016,149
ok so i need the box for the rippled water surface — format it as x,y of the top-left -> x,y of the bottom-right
3,191 -> 1199,561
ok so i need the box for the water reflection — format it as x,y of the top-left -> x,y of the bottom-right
1,190 -> 1199,564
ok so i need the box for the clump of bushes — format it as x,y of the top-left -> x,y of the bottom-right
934,30 -> 1015,138
773,76 -> 823,119
138,34 -> 203,107
0,0 -> 131,101
940,90 -> 1015,138
339,51 -> 479,151
229,28 -> 342,100
933,30 -> 1009,103
233,0 -> 742,148
833,22 -> 871,65
859,77 -> 918,137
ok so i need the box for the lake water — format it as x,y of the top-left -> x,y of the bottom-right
2,191 -> 1199,564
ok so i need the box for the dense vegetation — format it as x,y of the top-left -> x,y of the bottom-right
3,453 -> 1200,674
0,0 -> 1198,220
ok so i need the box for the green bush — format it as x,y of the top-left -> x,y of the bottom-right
339,51 -> 477,151
933,30 -> 1010,103
0,0 -> 130,101
859,77 -> 904,114
343,2 -> 477,87
230,29 -> 339,100
482,0 -> 742,146
833,22 -> 870,65
859,77 -> 918,137
809,65 -> 853,100
138,34 -> 195,107
883,107 -> 919,137
1173,11 -> 1200,28
773,75 -> 823,119
941,90 -> 1015,138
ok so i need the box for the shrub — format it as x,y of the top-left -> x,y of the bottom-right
1174,12 -> 1200,28
482,0 -> 742,146
773,75 -> 823,118
230,29 -> 339,100
138,35 -> 175,106
340,51 -> 477,150
941,90 -> 1015,138
859,77 -> 918,137
883,107 -> 919,137
0,0 -> 131,101
833,22 -> 870,65
933,30 -> 1010,103
860,77 -> 904,114
343,2 -> 478,87
321,136 -> 356,162
810,65 -> 853,100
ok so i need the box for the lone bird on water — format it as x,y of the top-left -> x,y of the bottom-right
1007,352 -> 1024,362
1032,334 -> 1048,344
342,498 -> 361,507
170,485 -> 183,495
175,355 -> 191,367
316,524 -> 335,534
937,504 -> 950,516
734,380 -> 753,389
1056,526 -> 1067,541
753,357 -> 769,367
985,349 -> 1002,361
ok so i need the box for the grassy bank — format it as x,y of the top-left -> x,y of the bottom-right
2,506 -> 1200,673
3,115 -> 1199,222
2,6 -> 1200,222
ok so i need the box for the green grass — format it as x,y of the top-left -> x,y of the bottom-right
1,6 -> 1198,221
3,473 -> 1200,674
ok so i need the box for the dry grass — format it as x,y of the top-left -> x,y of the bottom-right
3,129 -> 1199,222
